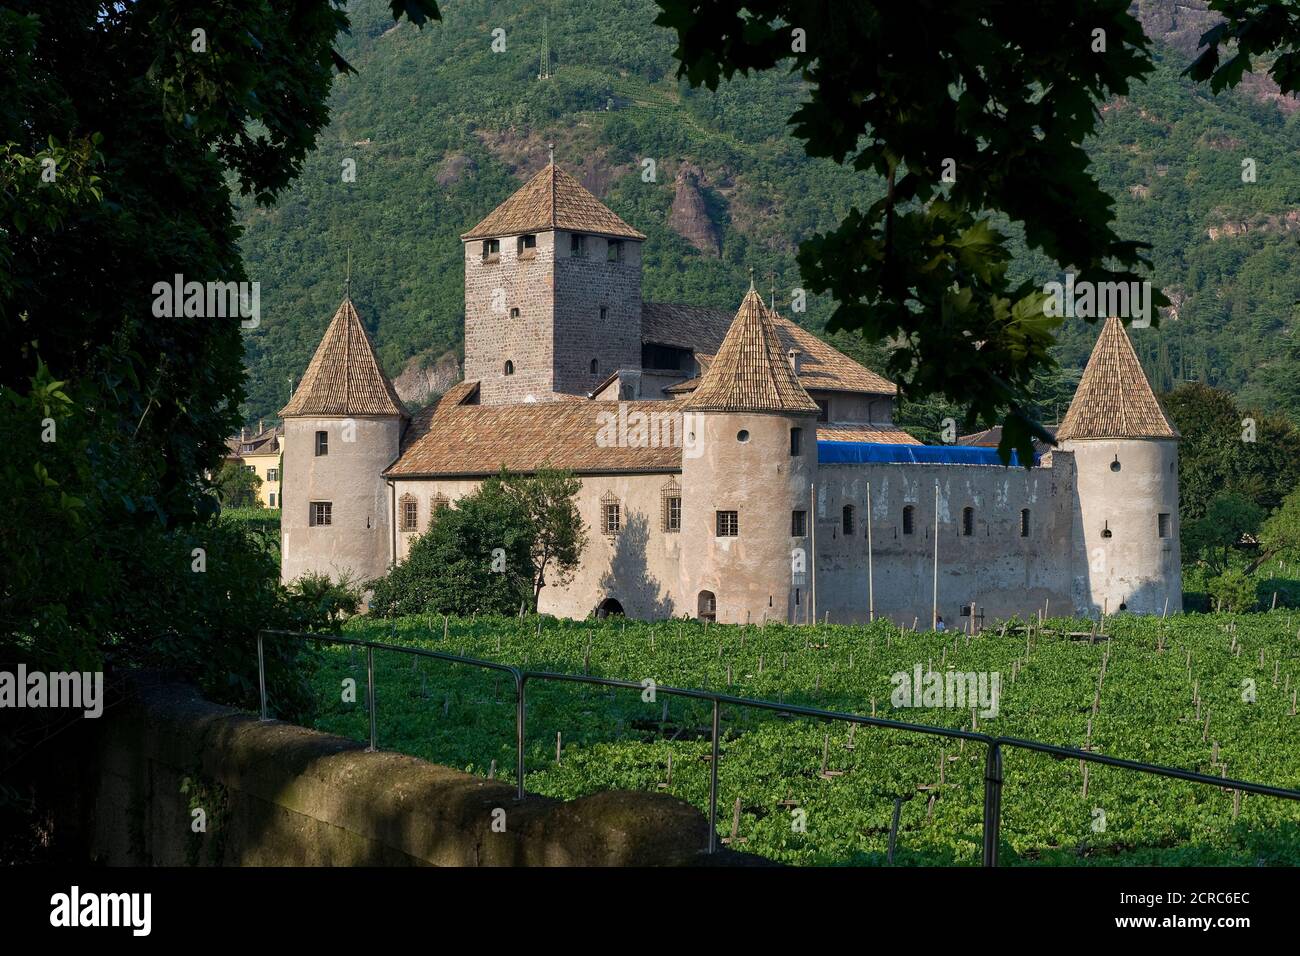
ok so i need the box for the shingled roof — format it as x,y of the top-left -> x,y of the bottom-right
642,302 -> 897,397
461,162 -> 646,241
280,298 -> 409,419
1055,316 -> 1178,441
386,399 -> 683,477
683,288 -> 821,415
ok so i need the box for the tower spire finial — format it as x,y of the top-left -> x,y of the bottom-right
748,265 -> 755,291
345,245 -> 352,299
769,270 -> 777,311
548,142 -> 555,166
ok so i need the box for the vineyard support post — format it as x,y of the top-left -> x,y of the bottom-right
366,646 -> 377,752
982,741 -> 1003,866
708,697 -> 721,854
257,631 -> 268,721
515,672 -> 527,800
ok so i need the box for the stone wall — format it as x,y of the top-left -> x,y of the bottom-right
87,680 -> 759,866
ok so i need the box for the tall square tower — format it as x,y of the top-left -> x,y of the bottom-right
461,160 -> 645,405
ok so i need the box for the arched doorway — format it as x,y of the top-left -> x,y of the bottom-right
596,597 -> 625,619
697,590 -> 716,622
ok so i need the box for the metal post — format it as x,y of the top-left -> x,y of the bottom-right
708,697 -> 721,854
982,741 -> 1003,866
515,673 -> 527,800
932,481 -> 940,630
810,483 -> 817,626
257,632 -> 268,721
866,481 -> 874,622
366,646 -> 377,752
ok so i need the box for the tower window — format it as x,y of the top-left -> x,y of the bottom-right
962,507 -> 974,536
1020,509 -> 1030,537
1158,513 -> 1170,538
842,505 -> 855,536
310,501 -> 332,527
815,399 -> 830,423
504,360 -> 515,376
590,358 -> 599,374
791,510 -> 807,537
608,240 -> 624,262
716,510 -> 739,537
517,234 -> 536,258
790,427 -> 802,456
315,430 -> 328,456
1110,456 -> 1121,472
482,239 -> 500,262
510,307 -> 520,319
570,233 -> 587,257
1102,523 -> 1113,539
902,505 -> 915,535
599,306 -> 608,322
736,429 -> 749,443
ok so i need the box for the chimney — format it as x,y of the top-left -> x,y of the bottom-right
258,419 -> 265,435
240,427 -> 248,441
787,348 -> 803,376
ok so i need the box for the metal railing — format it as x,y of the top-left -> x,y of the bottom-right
256,629 -> 1300,865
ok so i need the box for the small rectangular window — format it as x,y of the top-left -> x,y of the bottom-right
401,499 -> 418,532
962,507 -> 974,536
267,468 -> 278,482
310,501 -> 332,527
603,501 -> 621,535
1020,509 -> 1030,537
1158,513 -> 1170,538
815,399 -> 830,423
716,510 -> 738,537
599,306 -> 608,322
903,506 -> 914,535
791,510 -> 807,537
269,493 -> 276,507
790,427 -> 802,456
482,239 -> 500,262
607,239 -> 624,261
664,496 -> 681,533
517,234 -> 536,258
510,307 -> 520,318
842,505 -> 855,536
315,430 -> 328,456
570,233 -> 587,257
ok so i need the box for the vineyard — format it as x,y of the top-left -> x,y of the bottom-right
291,613 -> 1300,866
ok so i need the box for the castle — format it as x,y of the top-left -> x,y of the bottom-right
278,160 -> 1182,625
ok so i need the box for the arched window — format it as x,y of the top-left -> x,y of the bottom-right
962,507 -> 974,536
590,358 -> 599,374
902,505 -> 915,535
842,505 -> 855,536
504,360 -> 515,376
698,590 -> 716,622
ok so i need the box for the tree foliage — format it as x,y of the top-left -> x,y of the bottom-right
499,468 -> 588,610
368,481 -> 534,617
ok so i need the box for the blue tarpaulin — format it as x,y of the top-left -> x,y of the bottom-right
817,441 -> 1037,467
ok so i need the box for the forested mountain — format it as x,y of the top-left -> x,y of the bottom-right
236,0 -> 1300,432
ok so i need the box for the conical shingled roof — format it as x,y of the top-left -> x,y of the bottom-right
1055,316 -> 1177,441
280,298 -> 409,419
460,162 -> 646,241
684,288 -> 821,415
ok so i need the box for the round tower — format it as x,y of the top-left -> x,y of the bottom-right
1057,316 -> 1181,616
279,297 -> 408,586
678,287 -> 819,624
